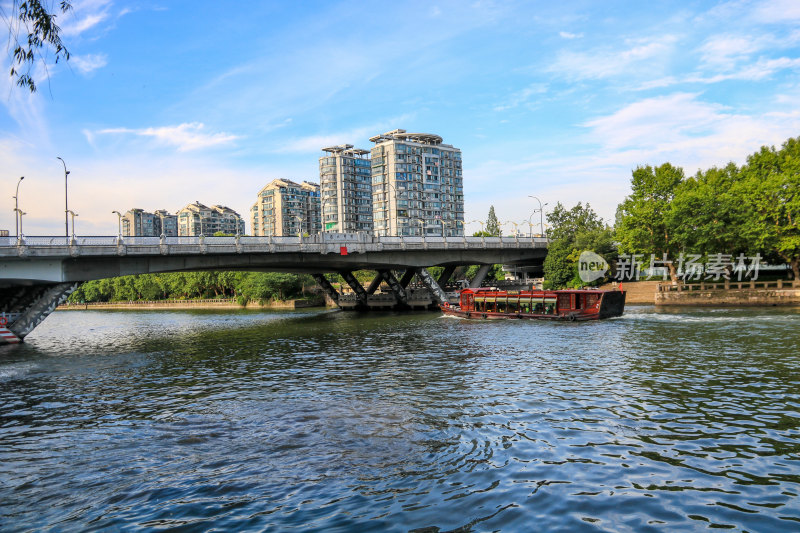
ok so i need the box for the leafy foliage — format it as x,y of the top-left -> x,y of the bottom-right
4,0 -> 72,92
614,136 -> 800,280
68,271 -> 315,304
486,206 -> 501,237
543,202 -> 615,289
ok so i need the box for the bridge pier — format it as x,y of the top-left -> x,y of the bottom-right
365,272 -> 383,295
312,274 -> 339,304
0,282 -> 80,344
379,270 -> 409,308
437,265 -> 457,286
414,267 -> 449,305
399,269 -> 416,288
470,264 -> 493,288
340,271 -> 369,310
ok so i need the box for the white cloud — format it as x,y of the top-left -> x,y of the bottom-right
583,92 -> 800,171
61,0 -> 113,37
70,53 -> 108,74
276,115 -> 415,153
559,31 -> 583,39
699,35 -> 762,69
95,123 -> 240,152
548,36 -> 677,80
493,83 -> 548,112
751,0 -> 800,22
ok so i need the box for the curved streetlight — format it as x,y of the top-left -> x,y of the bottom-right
112,210 -> 123,238
467,219 -> 485,235
412,217 -> 427,238
503,220 -> 522,237
528,195 -> 548,238
13,176 -> 24,238
67,210 -> 78,241
57,157 -> 70,238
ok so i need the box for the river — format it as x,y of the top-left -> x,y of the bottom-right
1,306 -> 799,532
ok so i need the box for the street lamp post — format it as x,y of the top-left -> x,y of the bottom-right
14,208 -> 25,239
413,218 -> 427,238
112,210 -> 123,239
57,157 -> 70,238
293,215 -> 304,238
528,196 -> 547,237
67,210 -> 78,241
467,219 -> 485,235
157,211 -> 166,238
13,176 -> 24,238
383,180 -> 399,236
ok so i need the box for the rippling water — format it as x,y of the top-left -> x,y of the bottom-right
1,306 -> 799,531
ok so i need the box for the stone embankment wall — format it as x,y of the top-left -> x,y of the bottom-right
655,280 -> 800,306
598,281 -> 661,304
58,298 -> 325,311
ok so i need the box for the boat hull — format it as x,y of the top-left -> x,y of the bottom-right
441,307 -> 601,321
441,288 -> 625,321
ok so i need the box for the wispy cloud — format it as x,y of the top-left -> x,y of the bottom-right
94,123 -> 240,152
275,115 -> 415,153
548,36 -> 677,80
61,0 -> 113,37
559,31 -> 583,39
583,92 -> 800,170
493,83 -> 548,111
71,53 -> 108,74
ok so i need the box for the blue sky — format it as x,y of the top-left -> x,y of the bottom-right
2,0 -> 799,236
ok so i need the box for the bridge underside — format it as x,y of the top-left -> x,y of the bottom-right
0,241 -> 546,342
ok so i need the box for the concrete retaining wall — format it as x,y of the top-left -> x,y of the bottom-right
655,281 -> 800,306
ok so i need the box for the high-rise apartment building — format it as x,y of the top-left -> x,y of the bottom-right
320,145 -> 372,233
177,202 -> 245,236
369,129 -> 464,237
250,179 -> 321,237
121,208 -> 178,237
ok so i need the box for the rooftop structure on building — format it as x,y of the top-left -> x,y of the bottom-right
121,208 -> 177,237
251,179 -> 321,237
369,129 -> 464,237
176,202 -> 245,236
320,144 -> 372,234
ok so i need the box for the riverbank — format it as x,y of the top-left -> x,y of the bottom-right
599,279 -> 800,306
656,280 -> 800,306
58,297 -> 327,311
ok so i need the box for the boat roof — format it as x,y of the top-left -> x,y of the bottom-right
464,288 -> 608,294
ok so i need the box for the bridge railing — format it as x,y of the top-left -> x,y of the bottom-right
0,234 -> 548,256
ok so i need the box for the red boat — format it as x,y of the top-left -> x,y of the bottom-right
441,287 -> 625,321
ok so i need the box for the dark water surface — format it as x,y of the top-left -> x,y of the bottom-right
1,306 -> 799,532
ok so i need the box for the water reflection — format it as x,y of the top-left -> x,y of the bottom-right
1,306 -> 799,531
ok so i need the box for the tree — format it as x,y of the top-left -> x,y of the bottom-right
543,202 -> 615,289
667,163 -> 752,260
486,206 -> 501,237
742,137 -> 800,279
615,163 -> 685,281
3,0 -> 72,92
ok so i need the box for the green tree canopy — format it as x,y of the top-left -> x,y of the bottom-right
615,163 -> 685,280
543,202 -> 615,289
486,206 -> 501,237
741,137 -> 800,279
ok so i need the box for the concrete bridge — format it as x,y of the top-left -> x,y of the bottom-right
0,233 -> 547,343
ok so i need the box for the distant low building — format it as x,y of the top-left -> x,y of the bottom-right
176,202 -> 245,236
121,208 -> 178,237
251,179 -> 321,237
